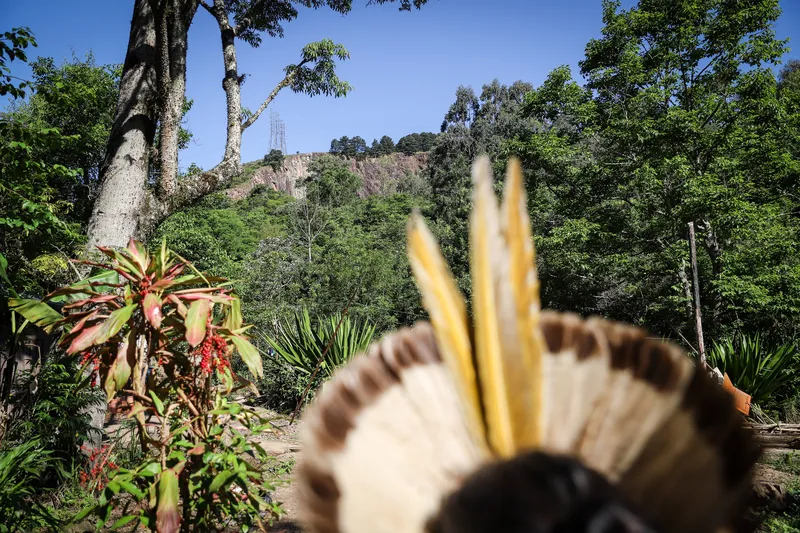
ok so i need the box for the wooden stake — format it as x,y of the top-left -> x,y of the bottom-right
688,221 -> 706,366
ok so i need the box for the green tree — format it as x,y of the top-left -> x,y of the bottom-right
396,131 -> 438,154
501,0 -> 799,343
263,148 -> 284,171
425,80 -> 535,292
8,53 -> 120,224
0,29 -> 85,295
304,154 -> 362,206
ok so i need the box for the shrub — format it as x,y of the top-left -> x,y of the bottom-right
707,333 -> 797,407
0,439 -> 60,532
11,239 -> 279,532
5,352 -> 103,479
261,308 -> 375,382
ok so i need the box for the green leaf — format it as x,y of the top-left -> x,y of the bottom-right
0,252 -> 19,298
104,331 -> 135,401
111,515 -> 139,530
73,503 -> 96,522
8,298 -> 63,333
209,470 -> 236,493
140,462 -> 162,478
223,296 -> 243,331
231,336 -> 263,379
94,304 -> 137,345
47,269 -> 120,303
149,391 -> 165,416
118,481 -> 145,499
156,468 -> 180,533
185,299 -> 209,347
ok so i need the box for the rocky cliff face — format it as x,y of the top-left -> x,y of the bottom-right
225,152 -> 429,200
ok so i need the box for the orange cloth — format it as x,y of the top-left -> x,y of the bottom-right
722,373 -> 751,416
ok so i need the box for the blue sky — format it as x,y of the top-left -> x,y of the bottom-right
3,0 -> 799,171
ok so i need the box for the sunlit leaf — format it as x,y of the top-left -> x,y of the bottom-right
127,238 -> 150,273
8,298 -> 63,333
155,468 -> 180,533
166,294 -> 187,318
231,336 -> 263,379
96,246 -> 142,277
209,470 -> 236,493
143,292 -> 163,329
140,462 -> 161,478
149,391 -> 165,416
223,296 -> 243,331
94,304 -> 137,345
185,299 -> 209,347
111,515 -> 139,530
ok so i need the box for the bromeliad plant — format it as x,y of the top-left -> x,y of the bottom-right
707,333 -> 797,407
10,239 -> 279,533
261,308 -> 375,381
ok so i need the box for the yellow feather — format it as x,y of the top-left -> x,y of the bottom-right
406,212 -> 486,447
500,157 -> 545,448
469,156 -> 515,457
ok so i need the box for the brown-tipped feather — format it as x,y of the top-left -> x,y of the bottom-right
584,317 -> 759,533
297,324 -> 485,533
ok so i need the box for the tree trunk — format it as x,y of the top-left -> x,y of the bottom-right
688,222 -> 706,366
82,0 -> 160,446
85,0 -> 159,251
210,0 -> 243,168
156,0 -> 197,196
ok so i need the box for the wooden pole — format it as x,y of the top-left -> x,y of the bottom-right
688,222 -> 706,366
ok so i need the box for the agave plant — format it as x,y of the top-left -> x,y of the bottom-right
261,309 -> 375,380
707,333 -> 797,406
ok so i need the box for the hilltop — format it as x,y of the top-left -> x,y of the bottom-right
225,151 -> 430,200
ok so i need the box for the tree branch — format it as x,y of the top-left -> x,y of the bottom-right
241,66 -> 303,131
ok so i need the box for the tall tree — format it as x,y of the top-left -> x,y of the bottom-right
86,0 -> 428,251
11,54 -> 120,224
503,0 -> 799,342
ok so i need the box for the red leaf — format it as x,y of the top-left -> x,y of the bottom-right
68,324 -> 103,354
62,293 -> 121,310
127,238 -> 150,273
177,293 -> 233,303
185,299 -> 209,347
104,332 -> 135,401
67,309 -> 100,335
143,292 -> 163,330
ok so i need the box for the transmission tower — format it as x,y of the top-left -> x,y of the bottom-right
269,110 -> 287,154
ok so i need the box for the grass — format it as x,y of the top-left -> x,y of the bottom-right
759,453 -> 800,532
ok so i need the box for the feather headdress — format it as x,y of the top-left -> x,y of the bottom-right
295,157 -> 760,533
